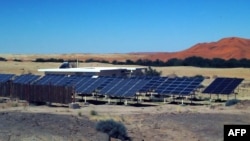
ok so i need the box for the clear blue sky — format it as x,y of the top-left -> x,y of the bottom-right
1,0 -> 250,54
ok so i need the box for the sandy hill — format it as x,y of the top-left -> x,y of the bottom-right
148,37 -> 250,61
1,37 -> 250,62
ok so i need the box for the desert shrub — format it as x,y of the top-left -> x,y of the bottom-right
0,57 -> 7,61
225,99 -> 240,106
78,111 -> 82,117
10,102 -> 18,107
203,97 -> 211,101
145,66 -> 162,76
34,58 -> 64,62
13,59 -> 22,62
90,110 -> 98,116
214,98 -> 223,102
95,119 -> 129,141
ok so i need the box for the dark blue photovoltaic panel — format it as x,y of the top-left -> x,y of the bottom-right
111,78 -> 138,97
138,77 -> 204,95
34,74 -> 72,86
25,74 -> 204,97
202,77 -> 244,94
121,78 -> 149,97
0,74 -> 15,83
73,76 -> 95,93
138,77 -> 165,92
99,78 -> 125,95
66,75 -> 92,87
157,77 -> 204,95
97,77 -> 150,97
13,74 -> 40,84
76,77 -> 114,94
100,78 -> 123,95
96,77 -> 114,90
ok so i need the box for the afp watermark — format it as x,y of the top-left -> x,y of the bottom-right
224,125 -> 250,141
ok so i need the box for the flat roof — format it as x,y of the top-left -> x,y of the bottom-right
38,67 -> 147,73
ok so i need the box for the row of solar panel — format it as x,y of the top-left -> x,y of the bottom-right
0,73 -> 243,96
0,73 -> 204,97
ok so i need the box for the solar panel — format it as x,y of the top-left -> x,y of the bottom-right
98,77 -> 158,97
13,74 -> 40,84
72,76 -> 113,95
67,75 -> 92,88
138,77 -> 204,95
0,74 -> 15,83
156,77 -> 204,95
120,78 -> 149,97
110,78 -> 136,97
34,74 -> 71,86
138,77 -> 163,92
99,78 -> 125,95
202,77 -> 244,94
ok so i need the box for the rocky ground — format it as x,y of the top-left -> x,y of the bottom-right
0,111 -> 106,141
0,99 -> 250,141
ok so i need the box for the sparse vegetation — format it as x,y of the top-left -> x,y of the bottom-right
95,119 -> 129,141
0,57 -> 7,61
225,99 -> 240,106
33,58 -> 64,62
13,59 -> 22,62
78,111 -> 82,117
12,102 -> 18,107
85,58 -> 108,63
22,102 -> 29,110
85,56 -> 250,68
145,66 -> 162,76
63,109 -> 71,112
120,115 -> 126,122
90,110 -> 98,116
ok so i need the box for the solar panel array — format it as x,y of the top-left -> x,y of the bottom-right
0,74 -> 15,83
0,73 -> 205,97
139,77 -> 204,95
13,74 -> 40,84
202,77 -> 244,94
32,75 -> 205,97
26,75 -> 206,97
99,77 -> 149,97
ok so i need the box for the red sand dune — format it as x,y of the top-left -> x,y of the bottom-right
146,37 -> 250,61
2,37 -> 250,62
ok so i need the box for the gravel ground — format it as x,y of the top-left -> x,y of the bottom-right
0,100 -> 250,141
0,111 -> 106,141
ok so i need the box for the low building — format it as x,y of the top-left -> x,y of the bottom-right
38,67 -> 147,77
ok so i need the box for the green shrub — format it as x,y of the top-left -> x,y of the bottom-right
78,111 -> 82,117
214,98 -> 223,102
0,57 -> 7,61
95,119 -> 129,141
225,99 -> 240,106
33,58 -> 64,62
90,110 -> 98,116
13,59 -> 22,62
